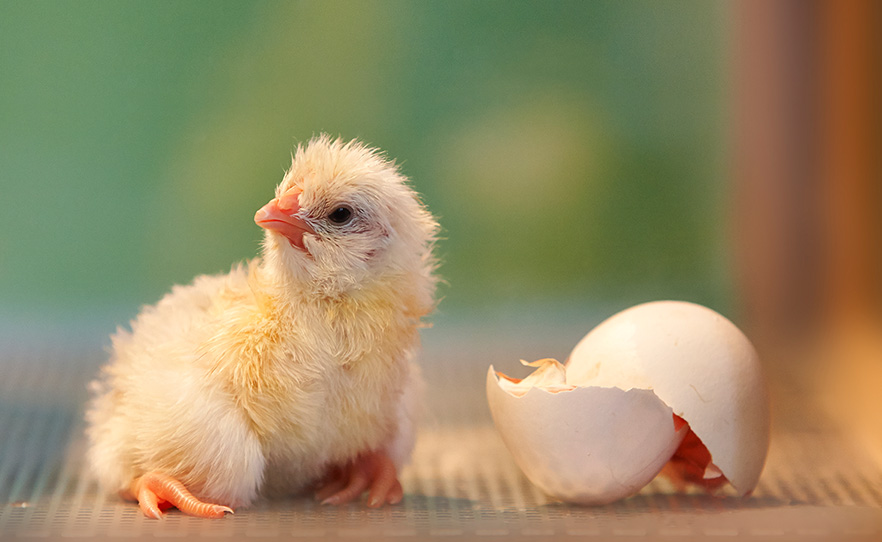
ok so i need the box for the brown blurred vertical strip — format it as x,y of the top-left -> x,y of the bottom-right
733,0 -> 822,342
818,0 -> 882,330
734,0 -> 881,345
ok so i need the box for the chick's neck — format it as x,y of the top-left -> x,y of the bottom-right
253,252 -> 431,328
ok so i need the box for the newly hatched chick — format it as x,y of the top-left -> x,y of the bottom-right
86,136 -> 439,518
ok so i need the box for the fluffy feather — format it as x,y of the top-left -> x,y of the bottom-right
86,135 -> 439,511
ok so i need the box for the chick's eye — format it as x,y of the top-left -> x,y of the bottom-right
327,205 -> 354,225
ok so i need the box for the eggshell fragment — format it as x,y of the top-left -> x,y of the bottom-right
566,301 -> 770,495
486,363 -> 687,505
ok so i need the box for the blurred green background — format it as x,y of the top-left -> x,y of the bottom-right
0,0 -> 730,331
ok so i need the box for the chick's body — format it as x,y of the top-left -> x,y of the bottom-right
86,137 -> 437,515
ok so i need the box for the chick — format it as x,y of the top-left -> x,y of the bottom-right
85,136 -> 439,518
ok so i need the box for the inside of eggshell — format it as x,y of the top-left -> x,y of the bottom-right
495,359 -> 577,397
661,414 -> 730,492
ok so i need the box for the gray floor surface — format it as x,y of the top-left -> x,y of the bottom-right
2,320 -> 881,541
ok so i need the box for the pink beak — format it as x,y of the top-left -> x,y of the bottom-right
254,189 -> 315,251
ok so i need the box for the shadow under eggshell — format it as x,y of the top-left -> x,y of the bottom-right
486,366 -> 687,505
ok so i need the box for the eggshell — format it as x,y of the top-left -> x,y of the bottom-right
566,301 -> 770,495
486,365 -> 687,505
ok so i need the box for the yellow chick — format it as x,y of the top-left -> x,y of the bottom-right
85,136 -> 440,519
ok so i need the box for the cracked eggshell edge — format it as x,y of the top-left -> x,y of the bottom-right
486,366 -> 687,505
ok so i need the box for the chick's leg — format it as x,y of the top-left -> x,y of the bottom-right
128,472 -> 234,519
315,450 -> 403,508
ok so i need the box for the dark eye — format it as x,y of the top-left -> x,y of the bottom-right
327,205 -> 354,225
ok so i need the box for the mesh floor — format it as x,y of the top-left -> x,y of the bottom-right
1,321 -> 881,541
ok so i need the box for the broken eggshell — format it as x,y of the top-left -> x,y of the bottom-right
486,359 -> 688,505
566,301 -> 771,496
486,301 -> 771,505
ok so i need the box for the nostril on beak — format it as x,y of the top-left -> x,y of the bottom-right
276,191 -> 302,215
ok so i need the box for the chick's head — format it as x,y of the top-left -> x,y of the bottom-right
256,135 -> 439,301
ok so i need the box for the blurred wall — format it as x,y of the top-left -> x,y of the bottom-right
734,0 -> 882,344
0,1 -> 730,328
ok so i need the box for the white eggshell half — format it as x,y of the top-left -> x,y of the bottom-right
486,366 -> 687,505
566,301 -> 770,495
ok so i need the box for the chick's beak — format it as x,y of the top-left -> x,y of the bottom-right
254,190 -> 314,251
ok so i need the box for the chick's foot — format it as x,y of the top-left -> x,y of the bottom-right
315,450 -> 403,507
127,472 -> 234,519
